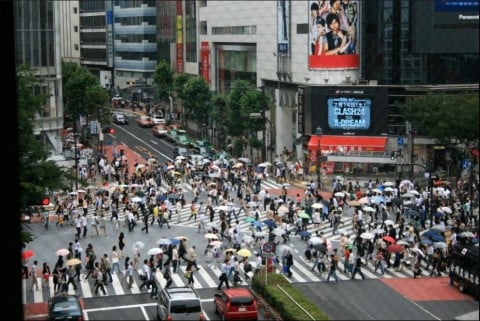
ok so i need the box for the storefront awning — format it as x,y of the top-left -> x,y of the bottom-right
307,135 -> 388,153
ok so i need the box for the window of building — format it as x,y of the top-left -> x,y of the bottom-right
185,0 -> 197,62
73,7 -> 77,14
74,44 -> 79,51
74,26 -> 78,32
200,21 -> 207,35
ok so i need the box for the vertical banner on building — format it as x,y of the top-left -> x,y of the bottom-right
218,49 -> 225,93
176,0 -> 184,73
277,0 -> 290,55
308,0 -> 360,69
106,9 -> 114,68
200,41 -> 210,83
297,87 -> 305,134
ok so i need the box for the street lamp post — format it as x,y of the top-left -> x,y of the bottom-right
315,126 -> 323,190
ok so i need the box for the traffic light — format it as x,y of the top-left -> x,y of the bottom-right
102,127 -> 115,134
390,151 -> 397,160
41,196 -> 50,206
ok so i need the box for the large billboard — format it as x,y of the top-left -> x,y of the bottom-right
308,0 -> 360,69
411,0 -> 479,54
310,86 -> 389,136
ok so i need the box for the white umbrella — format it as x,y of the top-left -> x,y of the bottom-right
156,238 -> 172,246
216,205 -> 231,212
384,187 -> 394,192
147,248 -> 163,256
76,189 -> 87,193
396,240 -> 410,246
401,192 -> 415,198
131,196 -> 143,203
308,236 -> 323,245
360,232 -> 375,239
133,241 -> 145,249
247,201 -> 257,207
272,228 -> 286,236
409,190 -> 420,196
254,231 -> 267,237
433,242 -> 448,249
440,206 -> 453,214
278,244 -> 292,254
384,219 -> 395,226
412,247 -> 424,257
383,181 -> 395,187
373,228 -> 385,235
311,203 -> 324,209
363,206 -> 376,212
371,188 -> 382,194
334,192 -> 345,197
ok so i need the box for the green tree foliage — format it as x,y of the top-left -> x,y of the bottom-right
210,94 -> 229,150
18,65 -> 69,243
62,62 -> 110,125
153,59 -> 174,102
173,73 -> 192,100
402,92 -> 479,149
181,76 -> 211,126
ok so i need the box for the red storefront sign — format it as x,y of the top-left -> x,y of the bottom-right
200,41 -> 210,83
175,1 -> 183,73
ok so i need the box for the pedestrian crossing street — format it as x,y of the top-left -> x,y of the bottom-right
28,178 -> 440,304
23,235 -> 437,305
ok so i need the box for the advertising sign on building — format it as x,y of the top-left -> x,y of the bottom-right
176,0 -> 184,73
308,0 -> 360,69
106,9 -> 114,68
200,41 -> 210,83
310,86 -> 389,136
277,0 -> 290,55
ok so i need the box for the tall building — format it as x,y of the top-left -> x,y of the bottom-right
14,0 -> 64,153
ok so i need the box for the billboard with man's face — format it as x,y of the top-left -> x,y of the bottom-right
308,0 -> 360,69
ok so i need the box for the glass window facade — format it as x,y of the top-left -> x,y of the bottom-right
216,45 -> 257,93
185,0 -> 197,62
14,0 -> 54,67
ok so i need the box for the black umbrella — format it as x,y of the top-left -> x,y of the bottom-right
403,203 -> 419,210
406,209 -> 420,217
391,198 -> 402,206
313,243 -> 327,253
135,190 -> 145,197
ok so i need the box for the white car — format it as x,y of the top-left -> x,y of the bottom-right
151,113 -> 166,124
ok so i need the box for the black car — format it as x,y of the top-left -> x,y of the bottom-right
448,242 -> 479,298
48,294 -> 84,321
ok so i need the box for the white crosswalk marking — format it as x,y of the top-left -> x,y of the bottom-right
24,178 -> 438,304
111,272 -> 125,295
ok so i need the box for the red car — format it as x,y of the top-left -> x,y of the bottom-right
214,288 -> 258,321
136,115 -> 154,128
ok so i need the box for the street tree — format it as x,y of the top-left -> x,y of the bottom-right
181,76 -> 211,136
226,80 -> 270,157
153,59 -> 174,111
18,64 -> 69,243
62,62 -> 111,126
400,91 -> 479,175
210,94 -> 229,151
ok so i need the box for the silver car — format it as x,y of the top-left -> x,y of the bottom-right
156,287 -> 205,321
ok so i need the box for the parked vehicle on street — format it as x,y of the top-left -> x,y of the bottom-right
151,113 -> 166,124
156,287 -> 205,321
165,129 -> 187,143
448,242 -> 479,298
173,146 -> 190,159
136,115 -> 154,128
214,288 -> 258,321
152,124 -> 170,137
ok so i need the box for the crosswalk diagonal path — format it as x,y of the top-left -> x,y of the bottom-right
25,178 -> 438,304
23,241 -> 436,304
